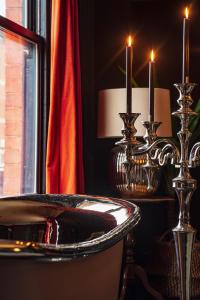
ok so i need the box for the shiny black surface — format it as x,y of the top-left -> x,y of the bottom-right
0,194 -> 140,259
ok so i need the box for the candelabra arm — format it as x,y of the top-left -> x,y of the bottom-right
189,142 -> 200,167
132,137 -> 180,166
151,138 -> 180,166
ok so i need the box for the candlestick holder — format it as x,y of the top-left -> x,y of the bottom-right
132,82 -> 198,300
116,113 -> 142,191
109,113 -> 160,197
140,121 -> 161,193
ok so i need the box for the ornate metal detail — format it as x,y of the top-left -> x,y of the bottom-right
115,114 -> 175,196
116,113 -> 141,146
142,121 -> 161,146
140,121 -> 161,192
171,83 -> 197,300
146,138 -> 180,166
116,113 -> 142,190
189,142 -> 200,167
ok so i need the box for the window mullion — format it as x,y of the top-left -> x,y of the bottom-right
26,0 -> 37,32
0,15 -> 43,44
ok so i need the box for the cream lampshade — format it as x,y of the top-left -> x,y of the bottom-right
97,88 -> 172,138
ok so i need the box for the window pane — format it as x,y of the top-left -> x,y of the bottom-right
0,0 -> 27,27
0,30 -> 37,196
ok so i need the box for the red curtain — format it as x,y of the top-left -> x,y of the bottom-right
46,0 -> 84,194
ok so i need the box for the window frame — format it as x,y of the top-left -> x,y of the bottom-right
0,1 -> 51,194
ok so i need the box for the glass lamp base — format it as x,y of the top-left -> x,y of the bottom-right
109,145 -> 159,198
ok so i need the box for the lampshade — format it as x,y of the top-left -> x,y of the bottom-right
97,88 -> 172,138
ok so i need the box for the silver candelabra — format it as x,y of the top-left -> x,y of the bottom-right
119,82 -> 199,300
115,113 -> 161,196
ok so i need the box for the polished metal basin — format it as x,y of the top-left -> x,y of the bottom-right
0,194 -> 140,300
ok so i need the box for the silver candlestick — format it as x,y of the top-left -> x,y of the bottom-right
172,83 -> 197,300
140,121 -> 161,192
109,113 -> 158,199
116,113 -> 141,190
132,82 -> 198,300
111,112 -> 162,197
111,112 -> 163,197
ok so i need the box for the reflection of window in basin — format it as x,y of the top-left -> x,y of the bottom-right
79,202 -> 128,225
0,1 -> 49,196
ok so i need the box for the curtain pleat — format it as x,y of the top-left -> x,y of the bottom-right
46,0 -> 84,194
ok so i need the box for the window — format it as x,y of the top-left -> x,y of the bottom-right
0,0 -> 26,27
0,0 -> 50,196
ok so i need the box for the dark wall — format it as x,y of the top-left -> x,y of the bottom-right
79,0 -> 200,229
96,0 -> 200,97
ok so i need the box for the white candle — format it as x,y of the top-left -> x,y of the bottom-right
126,35 -> 133,113
149,50 -> 155,122
182,7 -> 190,83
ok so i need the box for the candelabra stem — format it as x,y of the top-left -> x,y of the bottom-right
172,180 -> 196,300
173,226 -> 195,300
172,83 -> 197,300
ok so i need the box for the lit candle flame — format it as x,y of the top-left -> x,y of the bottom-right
150,49 -> 155,62
185,7 -> 189,19
13,247 -> 21,252
127,35 -> 133,47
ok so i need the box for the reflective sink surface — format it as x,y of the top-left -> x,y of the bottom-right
0,194 -> 140,259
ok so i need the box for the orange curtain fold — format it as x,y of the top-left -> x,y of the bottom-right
46,0 -> 84,194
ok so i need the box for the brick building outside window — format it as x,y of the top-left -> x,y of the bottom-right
0,0 -> 49,196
